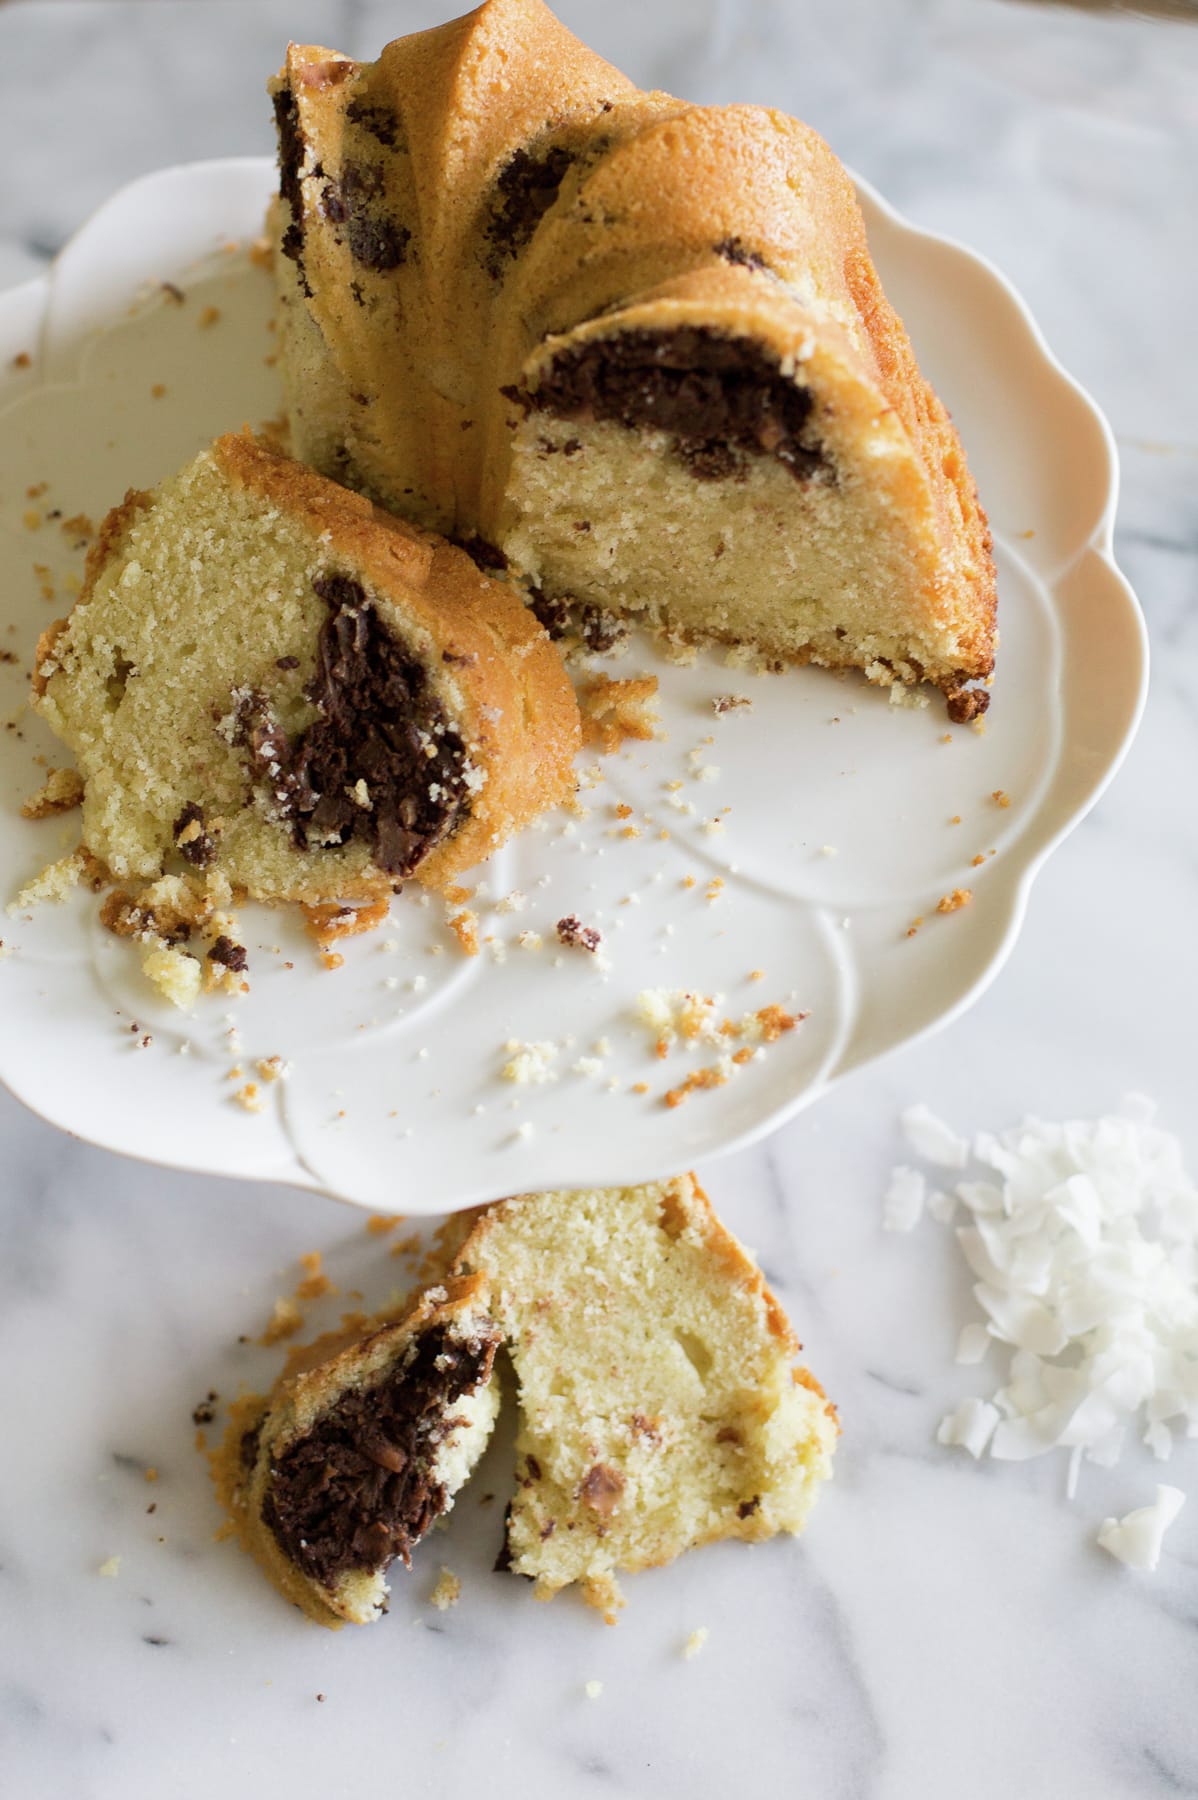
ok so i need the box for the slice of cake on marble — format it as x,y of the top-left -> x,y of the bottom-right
451,1172 -> 837,1618
31,431 -> 579,912
228,1275 -> 500,1627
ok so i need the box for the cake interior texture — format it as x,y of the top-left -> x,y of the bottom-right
32,434 -> 580,906
453,1175 -> 837,1610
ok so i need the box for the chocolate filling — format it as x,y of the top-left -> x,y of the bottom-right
483,142 -> 576,277
261,1324 -> 498,1585
512,327 -> 828,483
273,86 -> 310,296
233,574 -> 470,878
321,160 -> 410,272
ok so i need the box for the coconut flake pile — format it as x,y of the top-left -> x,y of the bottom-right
888,1096 -> 1197,1561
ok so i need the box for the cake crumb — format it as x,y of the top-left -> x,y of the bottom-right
150,383 -> 167,399
580,675 -> 660,752
365,1213 -> 404,1236
142,941 -> 202,1010
712,694 -> 751,715
198,305 -> 222,328
256,1055 -> 290,1083
502,1039 -> 559,1084
295,1251 -> 335,1301
234,1082 -> 264,1114
20,766 -> 83,819
11,351 -> 31,369
665,1066 -> 728,1108
992,789 -> 1011,808
683,1627 -> 710,1660
302,897 -> 389,948
97,1555 -> 121,1579
557,915 -> 601,953
429,1567 -> 461,1611
8,848 -> 86,912
449,909 -> 480,955
584,1680 -> 604,1700
936,889 -> 972,914
259,1297 -> 303,1346
60,513 -> 95,546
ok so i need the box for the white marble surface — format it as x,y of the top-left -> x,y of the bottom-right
2,3 -> 1197,1796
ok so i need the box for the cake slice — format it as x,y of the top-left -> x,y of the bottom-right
31,431 -> 579,905
452,1173 -> 837,1618
230,1275 -> 500,1626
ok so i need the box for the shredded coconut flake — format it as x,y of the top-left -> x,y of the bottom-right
1097,1486 -> 1185,1572
900,1103 -> 970,1169
936,1398 -> 1000,1459
882,1165 -> 926,1233
892,1097 -> 1198,1537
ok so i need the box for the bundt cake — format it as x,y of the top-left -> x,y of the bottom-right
451,1174 -> 837,1619
31,431 -> 579,905
269,0 -> 995,716
230,1275 -> 500,1626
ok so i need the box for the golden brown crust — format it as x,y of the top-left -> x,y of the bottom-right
211,431 -> 580,889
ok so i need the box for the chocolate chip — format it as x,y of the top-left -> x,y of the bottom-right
172,801 -> 216,868
207,936 -> 248,973
557,915 -> 601,953
945,684 -> 991,724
